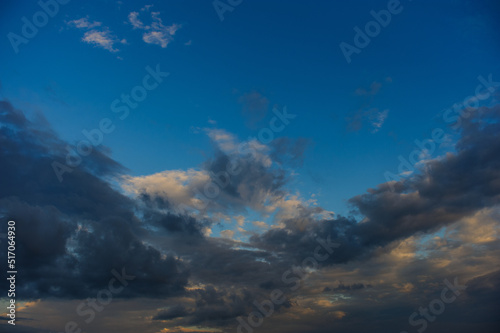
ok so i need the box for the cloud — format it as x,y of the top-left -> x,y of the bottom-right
0,100 -> 191,300
355,81 -> 382,96
153,305 -> 192,321
392,282 -> 414,293
371,109 -> 389,133
252,104 -> 500,267
204,128 -> 239,153
67,17 -> 125,53
67,17 -> 102,29
347,107 -> 389,133
327,283 -> 368,292
348,79 -> 391,133
2,97 -> 500,333
235,215 -> 245,226
143,27 -> 179,48
128,11 -> 145,29
349,106 -> 500,249
128,6 -> 180,48
123,128 -> 314,219
252,221 -> 268,228
270,137 -> 311,167
238,91 -> 269,128
220,230 -> 234,239
122,169 -> 211,214
82,29 -> 125,53
159,326 -> 221,333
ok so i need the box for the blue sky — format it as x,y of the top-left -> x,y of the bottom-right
1,1 -> 500,332
1,0 -> 499,219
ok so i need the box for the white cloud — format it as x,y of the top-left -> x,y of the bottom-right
82,29 -> 125,53
128,12 -> 144,29
121,169 -> 211,213
67,17 -> 124,53
128,6 -> 180,48
205,128 -> 239,153
204,128 -> 272,167
142,30 -> 174,48
67,17 -> 102,29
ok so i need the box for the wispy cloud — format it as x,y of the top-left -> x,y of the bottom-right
355,81 -> 382,96
371,109 -> 389,133
128,11 -> 144,29
347,78 -> 392,133
67,17 -> 102,29
355,77 -> 392,96
347,107 -> 389,133
82,29 -> 126,53
128,6 -> 180,48
67,17 -> 125,53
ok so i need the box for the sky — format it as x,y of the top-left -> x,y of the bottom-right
0,0 -> 500,332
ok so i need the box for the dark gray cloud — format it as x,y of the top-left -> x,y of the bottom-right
1,99 -> 500,333
328,283 -> 369,292
198,147 -> 287,214
153,305 -> 192,320
0,100 -> 191,300
351,104 -> 500,248
251,104 -> 500,267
